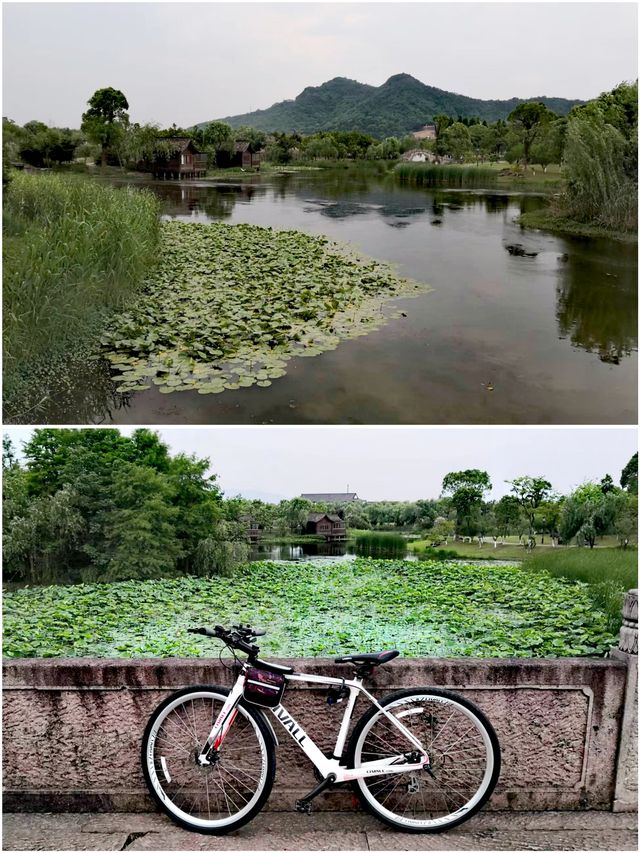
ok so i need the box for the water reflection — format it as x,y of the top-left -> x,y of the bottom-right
556,245 -> 638,363
249,539 -> 417,562
68,168 -> 637,426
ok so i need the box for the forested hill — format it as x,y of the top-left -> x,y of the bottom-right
202,74 -> 584,138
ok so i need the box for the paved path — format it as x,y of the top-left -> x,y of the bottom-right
2,811 -> 637,851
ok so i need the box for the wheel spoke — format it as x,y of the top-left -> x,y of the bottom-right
144,691 -> 269,829
354,692 -> 497,830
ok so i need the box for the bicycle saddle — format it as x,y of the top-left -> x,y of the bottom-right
335,650 -> 399,666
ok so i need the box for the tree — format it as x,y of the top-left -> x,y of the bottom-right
22,428 -> 169,496
95,463 -> 182,581
441,470 -> 491,536
610,493 -> 638,548
558,481 -> 617,548
494,495 -> 522,538
562,84 -> 637,232
432,114 -> 452,161
620,452 -> 638,494
508,102 -> 555,168
304,137 -> 339,160
278,497 -> 313,534
3,485 -> 85,583
428,517 -> 455,545
442,122 -> 471,161
508,476 -> 553,535
600,474 -> 616,494
234,126 -> 266,152
81,87 -> 129,166
469,123 -> 492,164
166,452 -> 223,572
3,435 -> 18,469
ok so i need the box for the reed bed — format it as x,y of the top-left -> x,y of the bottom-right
393,162 -> 498,188
3,172 -> 160,380
353,531 -> 407,558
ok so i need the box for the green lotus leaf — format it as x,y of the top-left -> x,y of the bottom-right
102,220 -> 430,397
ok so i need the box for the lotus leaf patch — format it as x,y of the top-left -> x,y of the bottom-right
101,222 -> 429,394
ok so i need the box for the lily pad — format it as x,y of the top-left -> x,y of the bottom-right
102,222 -> 431,396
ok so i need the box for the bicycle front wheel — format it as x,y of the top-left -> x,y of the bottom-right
141,686 -> 275,834
347,688 -> 500,833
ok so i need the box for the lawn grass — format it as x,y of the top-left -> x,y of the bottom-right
409,538 -> 526,561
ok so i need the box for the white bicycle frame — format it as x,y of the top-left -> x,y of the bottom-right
199,667 -> 430,784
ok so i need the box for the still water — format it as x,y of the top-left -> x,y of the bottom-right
100,169 -> 637,424
249,539 -> 416,562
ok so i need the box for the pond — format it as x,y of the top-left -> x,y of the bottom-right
248,538 -> 417,562
89,168 -> 638,423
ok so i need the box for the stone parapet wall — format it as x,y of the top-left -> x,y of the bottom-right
2,656 -> 630,813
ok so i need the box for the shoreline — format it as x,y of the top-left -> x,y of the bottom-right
518,208 -> 637,243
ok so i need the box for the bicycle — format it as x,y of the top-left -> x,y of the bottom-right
141,624 -> 501,834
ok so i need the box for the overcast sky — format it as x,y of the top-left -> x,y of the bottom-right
3,2 -> 637,128
4,427 -> 637,502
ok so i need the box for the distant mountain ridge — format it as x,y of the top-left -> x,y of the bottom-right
200,73 -> 584,138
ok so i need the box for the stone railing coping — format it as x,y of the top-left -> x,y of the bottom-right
2,655 -> 626,691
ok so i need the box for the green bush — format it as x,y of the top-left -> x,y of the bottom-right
3,172 -> 160,378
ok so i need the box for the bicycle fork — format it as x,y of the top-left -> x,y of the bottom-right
197,675 -> 246,765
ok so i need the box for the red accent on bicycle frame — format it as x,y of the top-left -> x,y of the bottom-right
214,709 -> 238,749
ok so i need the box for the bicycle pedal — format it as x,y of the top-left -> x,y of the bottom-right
295,800 -> 313,815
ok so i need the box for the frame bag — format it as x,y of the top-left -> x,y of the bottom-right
243,667 -> 286,708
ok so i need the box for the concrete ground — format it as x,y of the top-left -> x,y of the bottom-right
2,811 -> 637,852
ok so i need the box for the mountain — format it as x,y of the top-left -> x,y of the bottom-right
200,73 -> 584,138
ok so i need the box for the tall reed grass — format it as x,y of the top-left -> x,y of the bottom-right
524,548 -> 637,634
353,531 -> 407,558
393,162 -> 498,188
3,172 -> 160,377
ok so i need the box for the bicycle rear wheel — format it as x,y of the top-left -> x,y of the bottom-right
141,686 -> 275,834
347,688 -> 500,833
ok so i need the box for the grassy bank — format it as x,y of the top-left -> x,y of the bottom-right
3,172 -> 160,418
524,548 -> 637,634
409,538 -> 526,561
2,558 -> 615,659
518,207 -> 637,243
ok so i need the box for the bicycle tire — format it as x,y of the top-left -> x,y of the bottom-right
141,685 -> 276,834
346,687 -> 500,833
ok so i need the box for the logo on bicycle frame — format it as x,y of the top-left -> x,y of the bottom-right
273,705 -> 307,745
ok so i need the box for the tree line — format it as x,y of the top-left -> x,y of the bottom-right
3,430 -> 637,587
2,430 -> 248,585
246,461 -> 636,550
4,80 -> 635,181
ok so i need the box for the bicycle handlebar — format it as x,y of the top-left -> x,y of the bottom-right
187,623 -> 264,656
